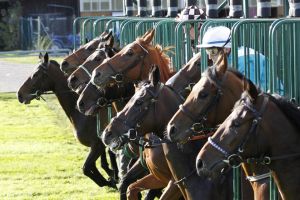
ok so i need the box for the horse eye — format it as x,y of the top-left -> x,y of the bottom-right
126,49 -> 134,56
198,91 -> 208,99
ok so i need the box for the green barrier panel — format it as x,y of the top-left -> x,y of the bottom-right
199,19 -> 240,71
231,19 -> 274,92
154,19 -> 177,71
269,18 -> 300,102
73,17 -> 100,49
93,17 -> 126,38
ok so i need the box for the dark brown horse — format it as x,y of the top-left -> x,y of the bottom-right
67,37 -> 116,94
197,80 -> 300,200
102,53 -> 234,200
166,50 -> 268,199
91,29 -> 173,89
60,30 -> 114,76
17,53 -> 118,189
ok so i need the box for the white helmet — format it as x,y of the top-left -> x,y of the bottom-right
176,5 -> 206,21
197,26 -> 231,48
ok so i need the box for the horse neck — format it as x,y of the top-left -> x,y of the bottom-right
50,67 -> 93,129
258,100 -> 300,198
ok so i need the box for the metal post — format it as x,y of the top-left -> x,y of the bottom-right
37,16 -> 41,49
229,0 -> 243,17
126,0 -> 134,16
288,0 -> 300,17
137,0 -> 148,17
205,0 -> 218,18
185,0 -> 197,6
167,0 -> 178,17
152,0 -> 162,17
257,0 -> 271,17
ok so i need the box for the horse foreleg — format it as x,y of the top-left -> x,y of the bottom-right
127,174 -> 166,200
159,180 -> 182,200
107,149 -> 119,182
83,142 -> 113,188
119,159 -> 148,200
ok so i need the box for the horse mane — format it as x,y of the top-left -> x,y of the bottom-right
136,38 -> 175,82
205,66 -> 245,87
267,94 -> 300,130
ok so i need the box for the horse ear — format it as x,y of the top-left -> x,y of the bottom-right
103,30 -> 113,40
106,35 -> 114,48
149,65 -> 160,86
85,38 -> 89,44
143,29 -> 155,44
99,30 -> 107,38
245,78 -> 259,102
44,52 -> 49,63
39,52 -> 43,60
215,49 -> 228,78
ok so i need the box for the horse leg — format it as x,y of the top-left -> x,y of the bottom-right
107,149 -> 119,182
83,142 -> 114,188
127,174 -> 166,200
159,180 -> 182,200
119,159 -> 148,200
144,188 -> 163,200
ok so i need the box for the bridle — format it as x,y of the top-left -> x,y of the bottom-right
106,42 -> 149,84
110,83 -> 164,146
177,66 -> 226,139
77,48 -> 111,79
207,95 -> 269,169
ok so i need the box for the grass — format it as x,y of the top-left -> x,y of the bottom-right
0,93 -> 119,200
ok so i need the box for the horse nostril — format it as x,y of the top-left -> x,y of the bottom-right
169,125 -> 177,136
17,93 -> 23,103
196,159 -> 203,170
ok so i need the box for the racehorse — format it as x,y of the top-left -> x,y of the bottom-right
91,29 -> 173,89
17,53 -> 118,189
102,53 -> 235,200
60,30 -> 114,76
166,50 -> 267,199
67,38 -> 116,94
197,79 -> 300,200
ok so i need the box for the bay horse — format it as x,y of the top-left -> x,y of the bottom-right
60,30 -> 114,76
197,79 -> 300,200
102,54 -> 234,200
17,53 -> 118,189
91,29 -> 173,89
67,37 -> 116,94
166,50 -> 268,199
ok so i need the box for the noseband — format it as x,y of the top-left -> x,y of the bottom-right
106,42 -> 149,84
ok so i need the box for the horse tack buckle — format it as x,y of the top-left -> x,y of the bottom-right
227,154 -> 243,168
262,156 -> 271,165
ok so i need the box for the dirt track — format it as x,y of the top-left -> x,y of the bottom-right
0,60 -> 34,92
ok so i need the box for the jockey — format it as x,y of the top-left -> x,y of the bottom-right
197,26 -> 268,91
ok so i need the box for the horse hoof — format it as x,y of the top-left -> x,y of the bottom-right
107,178 -> 118,190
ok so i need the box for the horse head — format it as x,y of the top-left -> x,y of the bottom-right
61,30 -> 113,76
91,29 -> 172,89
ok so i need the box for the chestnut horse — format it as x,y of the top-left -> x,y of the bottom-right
17,53 -> 118,189
102,54 -> 234,200
167,50 -> 268,200
60,30 -> 115,76
197,80 -> 300,200
91,29 -> 173,89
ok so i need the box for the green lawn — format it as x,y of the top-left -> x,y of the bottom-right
0,93 -> 119,200
1,55 -> 64,64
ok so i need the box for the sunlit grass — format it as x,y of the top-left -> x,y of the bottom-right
0,93 -> 118,199
1,56 -> 64,64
